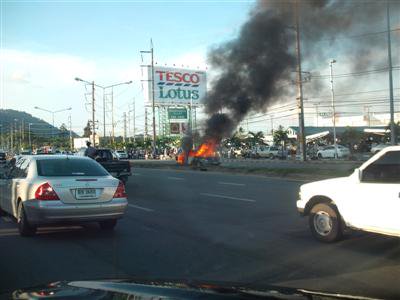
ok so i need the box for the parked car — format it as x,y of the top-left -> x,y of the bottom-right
297,146 -> 400,242
114,150 -> 128,159
0,155 -> 128,236
317,145 -> 350,159
370,143 -> 390,154
251,145 -> 280,159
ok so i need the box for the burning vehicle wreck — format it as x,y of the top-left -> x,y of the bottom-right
177,139 -> 221,168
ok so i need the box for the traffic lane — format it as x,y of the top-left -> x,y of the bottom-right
126,168 -> 303,211
125,168 -> 304,248
125,168 -> 400,298
0,169 -> 399,298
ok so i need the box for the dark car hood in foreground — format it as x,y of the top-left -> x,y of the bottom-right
2,278 -> 380,300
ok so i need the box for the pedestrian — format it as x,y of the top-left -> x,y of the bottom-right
84,141 -> 97,159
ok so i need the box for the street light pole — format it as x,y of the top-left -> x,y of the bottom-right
329,59 -> 338,159
34,106 -> 71,143
28,123 -> 33,150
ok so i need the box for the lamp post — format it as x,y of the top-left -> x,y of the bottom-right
34,106 -> 72,141
28,123 -> 33,151
329,59 -> 338,159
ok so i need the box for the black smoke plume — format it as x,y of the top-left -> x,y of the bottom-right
202,0 -> 399,142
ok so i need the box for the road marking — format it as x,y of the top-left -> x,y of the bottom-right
132,173 -> 141,176
128,204 -> 154,212
200,193 -> 256,203
167,176 -> 185,180
218,182 -> 245,186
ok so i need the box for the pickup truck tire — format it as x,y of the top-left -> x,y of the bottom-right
309,203 -> 342,243
99,219 -> 117,231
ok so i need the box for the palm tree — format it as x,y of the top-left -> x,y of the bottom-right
247,131 -> 265,147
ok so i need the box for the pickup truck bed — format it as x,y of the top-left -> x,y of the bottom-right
94,149 -> 132,184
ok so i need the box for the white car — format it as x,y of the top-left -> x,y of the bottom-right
370,143 -> 389,154
317,145 -> 350,159
0,155 -> 128,236
252,145 -> 280,159
297,146 -> 400,242
115,150 -> 128,159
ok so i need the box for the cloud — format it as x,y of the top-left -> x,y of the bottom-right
2,49 -> 97,87
10,70 -> 31,84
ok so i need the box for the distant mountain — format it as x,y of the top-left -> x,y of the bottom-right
0,109 -> 80,138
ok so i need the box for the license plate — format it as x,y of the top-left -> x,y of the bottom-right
75,188 -> 97,199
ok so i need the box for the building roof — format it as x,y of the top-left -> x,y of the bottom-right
288,126 -> 387,136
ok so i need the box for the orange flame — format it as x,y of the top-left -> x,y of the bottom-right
177,140 -> 218,165
193,140 -> 217,158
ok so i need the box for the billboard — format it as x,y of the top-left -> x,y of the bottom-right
146,66 -> 206,106
168,108 -> 187,120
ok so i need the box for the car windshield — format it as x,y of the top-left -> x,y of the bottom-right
1,1 -> 400,299
36,159 -> 109,177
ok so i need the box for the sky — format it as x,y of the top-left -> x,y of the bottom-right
1,0 -> 253,136
1,0 -> 399,137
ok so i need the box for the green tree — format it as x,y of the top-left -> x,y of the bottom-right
341,127 -> 363,153
247,131 -> 265,147
273,126 -> 289,146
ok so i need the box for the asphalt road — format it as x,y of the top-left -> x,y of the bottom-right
0,168 -> 399,299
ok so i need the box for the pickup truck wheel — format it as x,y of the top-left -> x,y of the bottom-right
99,219 -> 117,231
309,203 -> 342,243
17,202 -> 37,237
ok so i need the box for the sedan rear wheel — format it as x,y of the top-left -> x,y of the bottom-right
99,219 -> 117,231
17,202 -> 37,237
309,203 -> 342,243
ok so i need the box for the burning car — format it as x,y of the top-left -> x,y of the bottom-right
177,140 -> 221,167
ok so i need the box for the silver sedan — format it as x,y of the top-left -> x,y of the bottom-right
0,155 -> 128,236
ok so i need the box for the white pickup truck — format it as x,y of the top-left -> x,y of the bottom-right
297,145 -> 400,242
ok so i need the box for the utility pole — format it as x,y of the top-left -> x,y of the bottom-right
111,87 -> 115,146
150,40 -> 156,152
329,59 -> 338,159
140,39 -> 157,152
144,107 -> 148,140
91,81 -> 96,146
19,122 -> 22,150
314,103 -> 320,127
68,114 -> 73,150
10,124 -> 13,152
387,0 -> 396,145
295,0 -> 307,161
123,112 -> 127,144
103,88 -> 106,146
128,107 -> 131,143
22,119 -> 24,145
0,125 -> 3,150
133,98 -> 136,143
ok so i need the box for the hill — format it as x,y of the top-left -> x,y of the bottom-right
0,109 -> 80,138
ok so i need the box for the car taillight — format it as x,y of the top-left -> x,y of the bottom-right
113,181 -> 127,198
35,182 -> 60,201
